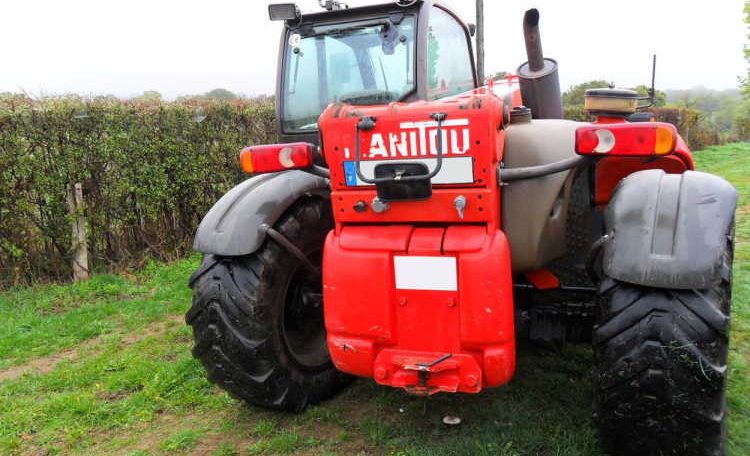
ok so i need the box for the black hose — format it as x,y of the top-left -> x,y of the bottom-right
306,165 -> 330,179
498,155 -> 591,182
260,224 -> 320,276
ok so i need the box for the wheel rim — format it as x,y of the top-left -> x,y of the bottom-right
282,255 -> 330,370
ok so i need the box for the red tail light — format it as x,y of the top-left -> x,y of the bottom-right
575,123 -> 677,156
239,142 -> 315,174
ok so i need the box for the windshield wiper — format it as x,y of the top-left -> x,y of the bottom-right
311,19 -> 391,37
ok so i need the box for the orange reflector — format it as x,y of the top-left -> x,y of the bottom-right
525,269 -> 560,290
239,148 -> 255,173
654,125 -> 676,155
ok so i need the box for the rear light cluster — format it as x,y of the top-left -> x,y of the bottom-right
575,123 -> 677,156
239,142 -> 314,174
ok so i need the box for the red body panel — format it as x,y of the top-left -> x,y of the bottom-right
323,225 -> 515,394
594,155 -> 691,205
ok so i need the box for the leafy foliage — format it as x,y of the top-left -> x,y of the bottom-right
562,80 -> 612,106
744,1 -> 750,95
0,96 -> 276,287
203,88 -> 239,101
489,71 -> 508,81
133,91 -> 163,102
631,84 -> 666,107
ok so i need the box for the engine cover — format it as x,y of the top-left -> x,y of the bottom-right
322,224 -> 515,394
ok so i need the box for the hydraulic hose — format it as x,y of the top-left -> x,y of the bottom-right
497,155 -> 591,182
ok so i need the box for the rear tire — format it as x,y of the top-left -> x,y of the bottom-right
593,233 -> 732,455
186,197 -> 351,412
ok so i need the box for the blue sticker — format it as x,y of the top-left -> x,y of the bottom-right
343,161 -> 358,186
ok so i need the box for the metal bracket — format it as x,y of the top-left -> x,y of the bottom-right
354,112 -> 447,185
406,353 -> 453,387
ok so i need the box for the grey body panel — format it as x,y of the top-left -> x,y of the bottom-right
603,170 -> 737,290
193,171 -> 329,256
502,119 -> 583,271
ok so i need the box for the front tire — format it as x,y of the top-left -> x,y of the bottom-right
592,233 -> 732,455
186,197 -> 351,412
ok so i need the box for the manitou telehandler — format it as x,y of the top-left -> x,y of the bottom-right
186,1 -> 737,454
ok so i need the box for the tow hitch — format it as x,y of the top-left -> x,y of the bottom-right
406,353 -> 453,394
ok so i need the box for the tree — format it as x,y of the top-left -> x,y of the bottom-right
734,98 -> 750,140
134,90 -> 162,102
0,92 -> 30,102
562,80 -> 613,106
629,84 -> 666,107
489,71 -> 508,81
203,88 -> 238,101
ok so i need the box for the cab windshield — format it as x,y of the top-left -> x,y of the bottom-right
282,15 -> 416,133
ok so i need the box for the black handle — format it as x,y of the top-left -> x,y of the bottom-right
354,112 -> 447,185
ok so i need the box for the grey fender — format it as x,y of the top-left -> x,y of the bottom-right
603,169 -> 737,290
193,171 -> 329,256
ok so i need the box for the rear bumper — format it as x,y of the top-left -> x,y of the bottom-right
323,225 -> 515,394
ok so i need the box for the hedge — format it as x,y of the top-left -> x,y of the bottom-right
0,96 -> 276,287
0,95 -> 723,287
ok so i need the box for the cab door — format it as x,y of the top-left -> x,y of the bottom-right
417,4 -> 478,100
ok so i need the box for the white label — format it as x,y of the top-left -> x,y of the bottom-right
367,118 -> 471,159
345,156 -> 474,186
393,256 -> 457,291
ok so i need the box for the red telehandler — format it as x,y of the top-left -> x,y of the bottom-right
186,2 -> 737,454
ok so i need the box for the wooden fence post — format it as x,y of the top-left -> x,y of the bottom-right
67,182 -> 89,281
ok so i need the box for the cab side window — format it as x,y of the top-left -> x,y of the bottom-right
426,7 -> 475,100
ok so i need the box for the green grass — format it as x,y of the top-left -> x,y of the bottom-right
0,143 -> 748,455
160,429 -> 201,452
693,143 -> 750,453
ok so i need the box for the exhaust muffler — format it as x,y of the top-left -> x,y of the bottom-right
517,9 -> 563,119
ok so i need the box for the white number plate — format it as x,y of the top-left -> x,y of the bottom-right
393,256 -> 457,291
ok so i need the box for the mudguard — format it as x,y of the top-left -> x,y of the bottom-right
193,171 -> 328,256
603,169 -> 737,290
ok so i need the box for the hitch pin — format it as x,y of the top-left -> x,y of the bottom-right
416,353 -> 453,370
413,353 -> 452,387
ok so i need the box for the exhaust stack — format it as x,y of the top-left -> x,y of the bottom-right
517,9 -> 562,119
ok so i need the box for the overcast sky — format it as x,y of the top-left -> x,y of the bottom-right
1,0 -> 745,98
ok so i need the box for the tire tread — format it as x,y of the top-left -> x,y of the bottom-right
186,197 -> 351,412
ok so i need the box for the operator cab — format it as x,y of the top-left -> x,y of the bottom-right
270,1 -> 478,144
